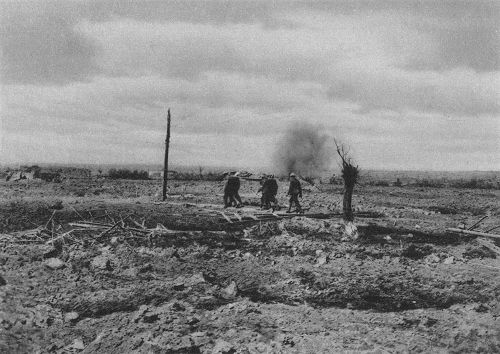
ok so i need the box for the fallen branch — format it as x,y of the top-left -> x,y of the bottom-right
447,228 -> 500,240
468,215 -> 488,230
70,205 -> 86,221
97,220 -> 122,238
44,210 -> 57,229
46,229 -> 76,245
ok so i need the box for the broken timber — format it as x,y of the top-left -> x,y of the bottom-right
217,211 -> 379,225
447,228 -> 500,240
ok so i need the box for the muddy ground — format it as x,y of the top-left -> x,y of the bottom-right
1,178 -> 499,353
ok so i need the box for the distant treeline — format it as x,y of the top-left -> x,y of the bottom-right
105,168 -> 499,190
366,177 -> 499,190
108,169 -> 149,180
170,171 -> 222,181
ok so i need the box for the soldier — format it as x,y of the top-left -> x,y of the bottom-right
266,175 -> 279,211
287,172 -> 302,213
232,172 -> 243,207
223,172 -> 242,208
258,175 -> 275,210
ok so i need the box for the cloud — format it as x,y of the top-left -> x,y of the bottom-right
76,12 -> 499,116
1,1 -> 499,170
328,66 -> 500,115
0,1 -> 99,84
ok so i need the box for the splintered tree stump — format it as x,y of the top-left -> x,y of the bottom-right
343,184 -> 355,222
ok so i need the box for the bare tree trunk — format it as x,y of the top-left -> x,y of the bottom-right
162,109 -> 171,201
343,183 -> 354,222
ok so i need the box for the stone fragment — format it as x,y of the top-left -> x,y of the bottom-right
212,339 -> 236,354
64,312 -> 79,323
72,338 -> 85,350
186,272 -> 205,286
45,258 -> 65,270
91,255 -> 112,270
316,255 -> 328,266
223,281 -> 238,297
443,256 -> 455,264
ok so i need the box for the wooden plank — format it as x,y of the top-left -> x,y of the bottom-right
447,228 -> 500,240
68,222 -> 104,228
219,212 -> 233,223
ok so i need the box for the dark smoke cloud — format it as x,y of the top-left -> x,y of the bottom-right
274,123 -> 333,177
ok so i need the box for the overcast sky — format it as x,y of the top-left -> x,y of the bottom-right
1,0 -> 499,170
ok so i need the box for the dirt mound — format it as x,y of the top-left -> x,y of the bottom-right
401,244 -> 434,259
463,245 -> 497,259
296,270 -> 492,311
1,180 -> 500,353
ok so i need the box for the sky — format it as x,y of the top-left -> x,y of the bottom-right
1,0 -> 499,171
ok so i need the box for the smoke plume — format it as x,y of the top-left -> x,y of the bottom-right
274,123 -> 332,177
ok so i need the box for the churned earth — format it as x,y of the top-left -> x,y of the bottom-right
1,178 -> 499,353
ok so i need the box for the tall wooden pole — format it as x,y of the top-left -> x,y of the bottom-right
162,109 -> 171,201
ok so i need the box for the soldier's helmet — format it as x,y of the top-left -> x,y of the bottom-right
289,172 -> 296,177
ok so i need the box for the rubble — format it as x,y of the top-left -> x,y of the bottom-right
1,182 -> 499,353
